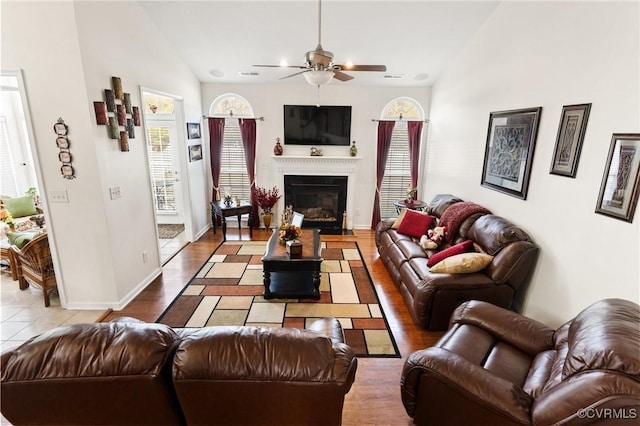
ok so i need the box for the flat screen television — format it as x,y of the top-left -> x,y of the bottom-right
283,105 -> 352,146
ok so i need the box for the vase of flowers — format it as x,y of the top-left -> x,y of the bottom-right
406,185 -> 417,204
278,224 -> 302,243
0,207 -> 14,231
253,185 -> 281,229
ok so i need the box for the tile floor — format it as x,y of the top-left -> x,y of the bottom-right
0,231 -> 189,353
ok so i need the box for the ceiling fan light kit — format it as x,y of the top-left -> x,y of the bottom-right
303,70 -> 334,86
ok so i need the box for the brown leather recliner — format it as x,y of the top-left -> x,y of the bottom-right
401,298 -> 640,425
1,317 -> 357,425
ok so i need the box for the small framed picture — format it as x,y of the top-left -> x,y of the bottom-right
595,133 -> 640,223
187,122 -> 201,139
61,164 -> 75,178
58,151 -> 72,163
550,103 -> 591,177
56,136 -> 69,149
189,144 -> 203,162
53,121 -> 68,136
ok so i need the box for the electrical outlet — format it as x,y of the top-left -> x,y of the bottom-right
50,190 -> 69,203
109,186 -> 122,200
142,251 -> 148,263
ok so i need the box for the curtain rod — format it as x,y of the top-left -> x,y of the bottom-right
371,118 -> 429,123
202,115 -> 264,121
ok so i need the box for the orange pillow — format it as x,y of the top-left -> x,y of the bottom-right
397,210 -> 435,239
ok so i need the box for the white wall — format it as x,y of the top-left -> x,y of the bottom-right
201,83 -> 430,228
2,1 -> 206,309
427,1 -> 639,326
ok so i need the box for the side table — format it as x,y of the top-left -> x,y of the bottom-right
394,199 -> 428,214
210,200 -> 253,242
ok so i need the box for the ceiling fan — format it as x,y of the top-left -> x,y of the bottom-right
253,0 -> 387,86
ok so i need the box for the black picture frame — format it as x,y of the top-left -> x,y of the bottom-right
481,107 -> 542,200
595,133 -> 640,223
550,103 -> 591,177
189,144 -> 202,162
187,122 -> 201,139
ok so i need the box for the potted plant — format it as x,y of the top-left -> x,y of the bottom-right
253,186 -> 281,229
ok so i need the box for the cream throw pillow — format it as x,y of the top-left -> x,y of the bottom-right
429,252 -> 494,273
391,209 -> 408,229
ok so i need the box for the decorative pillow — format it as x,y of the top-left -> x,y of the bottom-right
391,209 -> 408,229
7,232 -> 33,249
397,210 -> 436,239
429,252 -> 494,273
427,239 -> 474,267
3,196 -> 37,218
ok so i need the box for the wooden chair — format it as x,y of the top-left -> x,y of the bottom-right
10,233 -> 57,306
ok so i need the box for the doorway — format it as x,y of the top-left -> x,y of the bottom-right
141,90 -> 190,263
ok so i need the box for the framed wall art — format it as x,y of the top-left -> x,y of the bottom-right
187,122 -> 201,139
595,133 -> 640,223
550,103 -> 591,177
480,107 -> 542,199
189,144 -> 203,162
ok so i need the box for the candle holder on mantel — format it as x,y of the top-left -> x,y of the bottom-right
273,137 -> 283,156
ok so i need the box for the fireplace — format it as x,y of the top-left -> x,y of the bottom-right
284,175 -> 347,234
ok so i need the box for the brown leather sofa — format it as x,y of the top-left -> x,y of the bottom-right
1,317 -> 357,425
375,194 -> 538,330
401,298 -> 640,426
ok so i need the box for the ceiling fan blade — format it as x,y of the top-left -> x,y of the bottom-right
332,70 -> 354,82
335,64 -> 387,72
279,69 -> 311,80
253,64 -> 306,69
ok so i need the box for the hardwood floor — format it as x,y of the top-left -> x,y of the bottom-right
103,227 -> 444,426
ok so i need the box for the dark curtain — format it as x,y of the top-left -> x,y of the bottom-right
208,117 -> 225,202
407,121 -> 423,189
371,120 -> 396,228
239,118 -> 259,227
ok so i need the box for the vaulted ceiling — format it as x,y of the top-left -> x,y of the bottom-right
139,1 -> 499,87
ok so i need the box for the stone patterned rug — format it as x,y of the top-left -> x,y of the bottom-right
156,240 -> 400,357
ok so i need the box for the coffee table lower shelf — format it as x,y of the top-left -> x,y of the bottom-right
263,270 -> 321,300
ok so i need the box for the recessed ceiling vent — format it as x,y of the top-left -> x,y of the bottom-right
239,72 -> 259,76
383,74 -> 403,79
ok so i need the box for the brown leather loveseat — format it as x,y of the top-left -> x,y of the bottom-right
375,194 -> 538,330
401,298 -> 640,425
1,317 -> 357,425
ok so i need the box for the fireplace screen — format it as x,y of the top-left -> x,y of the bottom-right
284,175 -> 347,232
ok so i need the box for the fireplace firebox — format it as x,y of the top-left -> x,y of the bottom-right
284,175 -> 347,234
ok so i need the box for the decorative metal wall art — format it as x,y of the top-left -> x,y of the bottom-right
53,118 -> 75,179
480,107 -> 542,200
93,76 -> 141,151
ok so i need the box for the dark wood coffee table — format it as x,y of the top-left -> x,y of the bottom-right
261,228 -> 323,300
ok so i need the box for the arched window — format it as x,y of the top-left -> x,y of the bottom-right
209,94 -> 254,200
379,97 -> 425,219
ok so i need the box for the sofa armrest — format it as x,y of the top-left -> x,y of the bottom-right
307,317 -> 345,344
375,219 -> 395,247
450,300 -> 555,356
401,347 -> 532,424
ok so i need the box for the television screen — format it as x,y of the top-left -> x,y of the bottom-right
283,105 -> 352,146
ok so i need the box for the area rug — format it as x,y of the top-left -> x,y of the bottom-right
158,223 -> 185,239
156,240 -> 400,358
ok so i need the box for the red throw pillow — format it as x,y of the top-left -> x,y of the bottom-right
427,239 -> 474,267
397,210 -> 435,239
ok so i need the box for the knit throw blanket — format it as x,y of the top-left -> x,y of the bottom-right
439,202 -> 491,243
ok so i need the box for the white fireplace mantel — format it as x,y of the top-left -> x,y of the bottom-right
272,156 -> 361,229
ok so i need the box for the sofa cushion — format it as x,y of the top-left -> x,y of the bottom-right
3,196 -> 37,218
427,240 -> 473,267
429,252 -> 493,274
425,194 -> 463,217
467,215 -> 531,256
562,298 -> 640,378
7,232 -> 33,249
397,210 -> 435,239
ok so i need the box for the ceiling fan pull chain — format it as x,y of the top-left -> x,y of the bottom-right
316,85 -> 321,107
